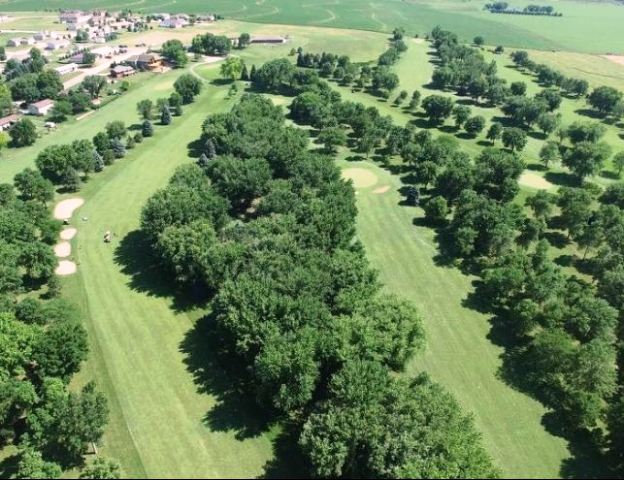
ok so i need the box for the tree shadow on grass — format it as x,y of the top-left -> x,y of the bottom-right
179,314 -> 276,441
0,454 -> 18,479
545,171 -> 579,188
114,229 -> 206,313
260,420 -> 310,479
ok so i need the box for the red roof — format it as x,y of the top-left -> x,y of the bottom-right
0,114 -> 18,126
30,99 -> 55,109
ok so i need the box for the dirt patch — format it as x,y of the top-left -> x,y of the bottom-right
602,55 -> 624,66
60,228 -> 77,240
341,168 -> 378,188
54,198 -> 84,220
412,38 -> 425,44
54,242 -> 71,258
519,171 -> 554,190
373,185 -> 391,194
55,260 -> 77,276
76,111 -> 94,121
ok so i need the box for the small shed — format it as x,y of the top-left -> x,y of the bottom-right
0,114 -> 19,131
28,99 -> 55,116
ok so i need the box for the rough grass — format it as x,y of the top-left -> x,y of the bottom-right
3,1 -> 624,52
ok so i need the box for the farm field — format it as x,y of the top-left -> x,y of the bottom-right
2,0 -> 624,52
2,9 -> 624,479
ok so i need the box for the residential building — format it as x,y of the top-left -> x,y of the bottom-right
55,63 -> 79,75
28,99 -> 55,116
6,38 -> 21,47
46,40 -> 71,51
0,114 -> 19,131
110,64 -> 136,78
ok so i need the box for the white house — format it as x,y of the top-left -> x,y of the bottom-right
28,99 -> 55,116
91,46 -> 116,58
46,40 -> 70,51
55,63 -> 78,75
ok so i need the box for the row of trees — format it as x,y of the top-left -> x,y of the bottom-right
0,180 -> 115,477
141,93 -> 498,477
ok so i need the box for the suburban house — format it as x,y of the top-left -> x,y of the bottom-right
128,53 -> 164,71
91,46 -> 116,58
20,37 -> 36,46
160,16 -> 188,28
110,64 -> 136,78
6,38 -> 22,47
0,114 -> 19,131
28,99 -> 55,116
55,63 -> 79,75
60,10 -> 93,30
34,31 -> 49,41
46,39 -> 70,51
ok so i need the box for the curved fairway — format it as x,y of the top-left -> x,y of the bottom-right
341,159 -> 570,478
62,75 -> 274,477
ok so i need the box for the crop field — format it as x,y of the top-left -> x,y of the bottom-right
2,0 -> 624,52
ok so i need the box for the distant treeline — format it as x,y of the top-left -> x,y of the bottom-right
485,2 -> 562,16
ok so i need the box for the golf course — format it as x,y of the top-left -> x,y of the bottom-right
1,2 -> 624,479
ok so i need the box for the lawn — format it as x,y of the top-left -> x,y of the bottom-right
2,1 -> 624,52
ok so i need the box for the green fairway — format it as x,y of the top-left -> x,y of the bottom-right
2,0 -> 624,52
339,158 -> 569,477
49,68 -> 275,477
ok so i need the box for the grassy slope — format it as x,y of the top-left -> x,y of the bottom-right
2,1 -> 624,52
341,158 -> 569,477
62,68 -> 275,478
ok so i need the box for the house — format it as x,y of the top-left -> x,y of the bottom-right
129,53 -> 163,71
91,46 -> 116,58
160,17 -> 188,28
6,38 -> 21,47
34,31 -> 50,41
20,37 -> 36,46
28,99 -> 55,116
110,64 -> 135,78
0,114 -> 19,131
60,10 -> 92,29
46,40 -> 70,51
55,63 -> 78,75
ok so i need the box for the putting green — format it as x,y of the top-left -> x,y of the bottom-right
341,167 -> 378,188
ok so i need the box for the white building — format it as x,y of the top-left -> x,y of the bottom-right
6,38 -> 22,47
55,63 -> 78,75
28,99 -> 55,116
20,37 -> 36,46
46,40 -> 70,51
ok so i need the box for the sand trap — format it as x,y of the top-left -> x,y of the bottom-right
54,242 -> 71,258
412,38 -> 425,44
341,168 -> 378,188
60,227 -> 77,240
55,260 -> 77,276
373,185 -> 390,194
519,172 -> 554,190
602,55 -> 624,66
54,198 -> 84,220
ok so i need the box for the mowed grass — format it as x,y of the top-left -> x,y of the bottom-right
339,158 -> 569,477
5,65 -> 275,477
3,0 -> 624,52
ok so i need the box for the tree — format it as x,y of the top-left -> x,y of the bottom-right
473,35 -> 485,46
81,75 -> 107,99
566,121 -> 606,144
14,448 -> 61,479
408,90 -> 421,110
486,122 -> 503,144
160,105 -> 172,125
79,457 -> 121,479
207,156 -> 272,208
161,39 -> 188,67
111,138 -> 126,158
526,190 -> 554,221
510,81 -> 527,96
613,151 -> 624,177
557,187 -> 593,239
14,168 -> 54,203
563,141 -> 612,181
82,51 -> 96,66
9,118 -> 37,147
142,120 -> 154,137
136,99 -> 153,120
204,138 -> 216,159
421,95 -> 454,124
238,32 -> 251,49
502,127 -> 527,152
93,150 -> 104,172
318,126 -> 347,153
588,85 -> 623,116
50,100 -> 72,122
464,116 -> 486,137
240,63 -> 249,81
537,112 -> 559,136
452,104 -> 471,128
105,121 -> 126,139
424,196 -> 448,223
220,56 -> 245,81
174,74 -> 202,104
539,140 -> 560,168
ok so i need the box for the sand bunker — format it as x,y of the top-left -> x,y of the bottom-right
519,172 -> 554,190
55,260 -> 77,276
54,242 -> 71,258
373,185 -> 391,194
60,228 -> 77,240
342,168 -> 378,188
54,198 -> 84,220
602,55 -> 624,66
